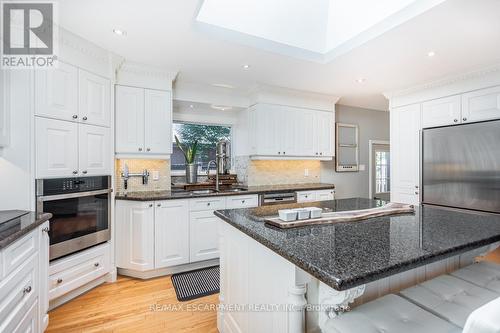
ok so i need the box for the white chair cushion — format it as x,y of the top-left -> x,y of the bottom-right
463,296 -> 500,333
451,262 -> 500,293
400,275 -> 499,328
323,294 -> 460,333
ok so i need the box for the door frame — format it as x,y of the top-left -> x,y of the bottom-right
368,140 -> 390,199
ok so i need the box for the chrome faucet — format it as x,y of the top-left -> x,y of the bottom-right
207,160 -> 219,192
121,164 -> 150,190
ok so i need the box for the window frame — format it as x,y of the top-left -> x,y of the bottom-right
171,120 -> 234,176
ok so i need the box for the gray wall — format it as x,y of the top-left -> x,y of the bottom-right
321,105 -> 390,199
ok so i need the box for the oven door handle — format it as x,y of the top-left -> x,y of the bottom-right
38,189 -> 112,201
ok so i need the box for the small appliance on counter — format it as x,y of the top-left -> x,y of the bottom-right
36,176 -> 112,260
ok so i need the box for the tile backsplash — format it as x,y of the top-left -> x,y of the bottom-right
235,157 -> 321,186
115,159 -> 171,193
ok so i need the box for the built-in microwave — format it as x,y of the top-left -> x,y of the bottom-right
36,176 -> 111,261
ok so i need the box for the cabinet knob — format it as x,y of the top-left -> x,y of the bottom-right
72,114 -> 78,119
278,152 -> 281,155
320,152 -> 323,155
242,200 -> 245,204
138,147 -> 143,152
149,204 -> 153,207
23,286 -> 32,294
207,202 -> 211,206
57,278 -> 63,284
463,117 -> 467,122
315,152 -> 318,155
454,119 -> 458,123
147,148 -> 151,152
82,116 -> 88,121
82,170 -> 88,174
94,262 -> 100,267
157,204 -> 161,207
72,170 -> 78,175
415,191 -> 419,195
283,152 -> 286,155
415,185 -> 419,189
42,226 -> 49,233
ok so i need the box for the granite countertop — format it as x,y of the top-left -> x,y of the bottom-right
115,183 -> 335,201
0,210 -> 52,249
214,198 -> 500,291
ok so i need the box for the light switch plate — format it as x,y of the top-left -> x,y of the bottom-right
304,168 -> 309,177
152,170 -> 160,180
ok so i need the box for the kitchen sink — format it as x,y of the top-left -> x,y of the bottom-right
190,189 -> 217,194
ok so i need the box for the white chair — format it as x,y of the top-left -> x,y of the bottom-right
463,296 -> 500,333
400,275 -> 499,328
323,294 -> 460,333
451,261 -> 500,293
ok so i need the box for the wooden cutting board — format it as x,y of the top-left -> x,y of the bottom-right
265,202 -> 415,229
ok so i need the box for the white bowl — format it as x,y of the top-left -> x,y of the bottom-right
293,208 -> 310,220
278,209 -> 298,222
304,207 -> 322,218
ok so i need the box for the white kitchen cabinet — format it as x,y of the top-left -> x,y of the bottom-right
0,70 -> 10,148
189,210 -> 220,263
35,61 -> 78,122
115,85 -> 172,156
422,95 -> 461,128
35,117 -> 79,178
315,189 -> 335,201
115,201 -> 155,271
249,104 -> 334,159
145,89 -> 172,154
296,189 -> 335,203
39,222 -> 50,331
391,104 -> 421,205
296,191 -> 317,203
78,69 -> 111,127
154,200 -> 190,268
225,195 -> 259,209
462,86 -> 500,123
78,124 -> 110,176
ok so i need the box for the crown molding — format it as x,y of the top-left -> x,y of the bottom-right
118,61 -> 178,82
116,61 -> 178,91
58,27 -> 109,65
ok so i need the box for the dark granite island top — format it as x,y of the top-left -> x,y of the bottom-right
214,198 -> 500,291
0,210 -> 52,249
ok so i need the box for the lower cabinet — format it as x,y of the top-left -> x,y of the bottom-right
296,189 -> 335,203
155,200 -> 190,268
189,210 -> 220,263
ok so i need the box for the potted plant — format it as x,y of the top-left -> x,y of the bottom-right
175,135 -> 199,184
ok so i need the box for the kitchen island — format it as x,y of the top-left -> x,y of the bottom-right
214,198 -> 500,333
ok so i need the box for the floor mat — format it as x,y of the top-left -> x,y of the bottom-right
171,266 -> 219,302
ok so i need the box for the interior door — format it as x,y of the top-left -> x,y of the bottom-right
371,143 -> 391,201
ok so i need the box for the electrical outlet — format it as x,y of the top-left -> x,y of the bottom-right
304,168 -> 309,177
359,164 -> 366,171
152,170 -> 160,181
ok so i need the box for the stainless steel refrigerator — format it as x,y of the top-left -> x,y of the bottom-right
422,119 -> 500,214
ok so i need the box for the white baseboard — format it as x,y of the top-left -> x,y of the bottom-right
117,259 -> 220,280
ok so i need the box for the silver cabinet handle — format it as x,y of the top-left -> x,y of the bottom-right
278,152 -> 281,154
283,152 -> 286,155
42,226 -> 49,233
23,286 -> 32,294
415,191 -> 419,195
72,170 -> 78,175
146,148 -> 151,152
463,117 -> 467,122
138,147 -> 143,152
57,278 -> 63,284
315,152 -> 318,155
242,200 -> 245,204
82,116 -> 88,121
94,262 -> 100,267
82,170 -> 88,174
72,114 -> 78,119
207,202 -> 211,206
157,203 -> 161,207
149,204 -> 153,207
454,119 -> 458,123
320,152 -> 323,155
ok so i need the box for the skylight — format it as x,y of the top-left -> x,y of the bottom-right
196,0 -> 446,62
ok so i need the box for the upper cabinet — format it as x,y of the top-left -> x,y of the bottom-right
422,86 -> 500,128
78,69 -> 111,127
0,70 -> 10,148
115,85 -> 172,157
248,104 -> 334,159
35,62 -> 111,127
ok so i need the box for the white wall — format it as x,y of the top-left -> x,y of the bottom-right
321,105 -> 389,199
0,71 -> 34,210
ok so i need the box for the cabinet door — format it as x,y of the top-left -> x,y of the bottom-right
296,191 -> 317,203
115,201 -> 154,271
462,86 -> 500,123
316,189 -> 335,201
35,117 -> 78,178
294,108 -> 315,156
35,62 -> 78,122
315,111 -> 334,157
78,69 -> 110,127
154,200 -> 189,268
190,210 -> 220,262
422,95 -> 461,128
79,124 -> 110,176
39,222 -> 49,332
144,89 -> 172,154
390,104 -> 421,205
115,85 -> 145,153
254,106 -> 281,156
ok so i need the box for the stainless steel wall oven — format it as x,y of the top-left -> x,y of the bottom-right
36,176 -> 111,260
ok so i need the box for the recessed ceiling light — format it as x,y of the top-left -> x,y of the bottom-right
211,104 -> 232,111
113,29 -> 127,36
356,78 -> 366,83
212,83 -> 235,89
242,64 -> 250,70
189,104 -> 194,109
427,51 -> 436,57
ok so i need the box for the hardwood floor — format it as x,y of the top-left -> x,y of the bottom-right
46,275 -> 218,333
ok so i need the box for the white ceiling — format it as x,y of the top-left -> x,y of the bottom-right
59,0 -> 500,111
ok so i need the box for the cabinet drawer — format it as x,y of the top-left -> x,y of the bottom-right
296,191 -> 316,203
315,189 -> 335,201
3,229 -> 38,277
225,195 -> 259,209
49,243 -> 110,301
9,300 -> 38,333
0,255 -> 38,332
189,197 -> 225,211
